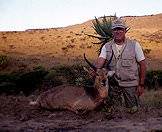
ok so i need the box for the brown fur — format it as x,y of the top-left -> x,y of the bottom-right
29,68 -> 108,113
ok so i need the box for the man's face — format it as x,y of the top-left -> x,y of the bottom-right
112,27 -> 126,41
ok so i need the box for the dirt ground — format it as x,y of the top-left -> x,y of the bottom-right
0,94 -> 162,132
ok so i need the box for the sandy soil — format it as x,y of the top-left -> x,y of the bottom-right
0,95 -> 162,132
0,14 -> 162,72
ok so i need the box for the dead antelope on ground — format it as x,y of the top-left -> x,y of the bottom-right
29,54 -> 109,114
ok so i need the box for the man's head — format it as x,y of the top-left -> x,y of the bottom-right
112,18 -> 127,30
111,18 -> 128,43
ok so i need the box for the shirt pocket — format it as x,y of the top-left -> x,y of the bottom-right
121,57 -> 134,67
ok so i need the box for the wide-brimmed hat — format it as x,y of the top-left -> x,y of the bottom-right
111,18 -> 128,29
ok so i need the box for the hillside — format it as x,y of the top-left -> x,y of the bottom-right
0,14 -> 162,72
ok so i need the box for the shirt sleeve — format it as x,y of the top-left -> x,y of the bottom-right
135,42 -> 145,62
99,45 -> 107,59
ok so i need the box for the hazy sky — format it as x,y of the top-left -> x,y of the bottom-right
0,0 -> 162,31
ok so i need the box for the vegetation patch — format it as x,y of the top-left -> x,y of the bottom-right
145,70 -> 162,90
0,66 -> 47,96
142,90 -> 162,108
0,55 -> 8,69
143,48 -> 151,55
0,64 -> 93,96
0,64 -> 161,101
46,64 -> 92,87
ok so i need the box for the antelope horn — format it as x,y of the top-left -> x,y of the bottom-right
83,53 -> 97,71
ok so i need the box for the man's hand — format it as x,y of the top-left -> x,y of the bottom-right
136,85 -> 144,96
137,60 -> 146,96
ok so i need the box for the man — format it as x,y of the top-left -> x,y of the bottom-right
94,18 -> 146,113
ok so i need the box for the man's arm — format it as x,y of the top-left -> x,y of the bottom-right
95,57 -> 106,69
137,59 -> 146,96
88,45 -> 107,77
135,42 -> 146,89
95,45 -> 107,69
138,60 -> 146,85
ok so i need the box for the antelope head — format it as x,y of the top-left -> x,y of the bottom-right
83,54 -> 108,100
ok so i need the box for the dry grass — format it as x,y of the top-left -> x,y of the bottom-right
0,14 -> 162,72
141,89 -> 162,108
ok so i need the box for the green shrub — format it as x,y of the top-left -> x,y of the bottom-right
0,82 -> 17,95
0,64 -> 93,96
49,64 -> 92,87
0,66 -> 48,96
16,67 -> 48,95
44,69 -> 63,87
145,70 -> 162,90
143,48 -> 151,55
142,90 -> 162,108
0,55 -> 8,69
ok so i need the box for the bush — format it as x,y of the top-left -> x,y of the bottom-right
44,69 -> 63,87
17,68 -> 47,95
145,70 -> 162,90
0,66 -> 48,96
0,64 -> 93,96
47,64 -> 93,87
0,55 -> 8,69
143,48 -> 151,55
142,90 -> 162,108
41,64 -> 93,92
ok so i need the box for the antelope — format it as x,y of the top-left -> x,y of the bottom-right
29,54 -> 109,114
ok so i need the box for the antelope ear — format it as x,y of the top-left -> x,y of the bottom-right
83,66 -> 98,76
